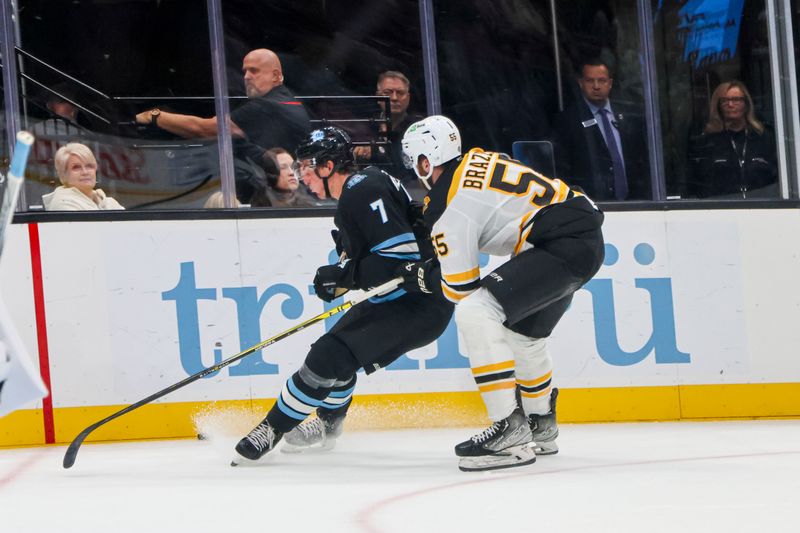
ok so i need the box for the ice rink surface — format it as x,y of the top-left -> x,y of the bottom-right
1,419 -> 799,533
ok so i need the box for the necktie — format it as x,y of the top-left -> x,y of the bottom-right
599,109 -> 628,200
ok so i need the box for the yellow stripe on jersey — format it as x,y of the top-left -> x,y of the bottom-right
446,154 -> 471,207
478,381 -> 517,394
443,267 -> 481,285
555,179 -> 570,203
441,282 -> 470,303
472,359 -> 516,376
517,370 -> 553,387
513,211 -> 535,256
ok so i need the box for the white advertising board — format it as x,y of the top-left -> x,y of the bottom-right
2,209 -> 799,411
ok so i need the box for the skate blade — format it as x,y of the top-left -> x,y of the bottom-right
230,455 -> 248,467
533,441 -> 558,455
230,453 -> 266,467
458,443 -> 537,472
280,439 -> 337,454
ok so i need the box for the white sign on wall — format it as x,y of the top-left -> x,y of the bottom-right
1,208 -> 798,411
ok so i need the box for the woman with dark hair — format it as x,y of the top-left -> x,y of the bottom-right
688,80 -> 778,199
249,147 -> 316,207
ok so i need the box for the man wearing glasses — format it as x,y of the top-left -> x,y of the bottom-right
355,71 -> 424,192
552,59 -> 649,201
376,71 -> 418,133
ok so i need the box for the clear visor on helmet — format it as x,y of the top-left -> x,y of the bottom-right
292,159 -> 316,180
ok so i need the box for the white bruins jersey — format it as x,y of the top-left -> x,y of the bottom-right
423,148 -> 585,303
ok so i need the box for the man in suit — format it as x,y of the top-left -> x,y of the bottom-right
552,59 -> 649,201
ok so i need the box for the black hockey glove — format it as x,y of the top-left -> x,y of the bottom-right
396,260 -> 437,294
331,229 -> 345,257
408,201 -> 425,228
313,260 -> 352,302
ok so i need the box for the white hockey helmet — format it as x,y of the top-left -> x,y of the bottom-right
401,115 -> 461,189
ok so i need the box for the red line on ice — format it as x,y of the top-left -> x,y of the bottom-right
0,452 -> 43,490
354,449 -> 800,533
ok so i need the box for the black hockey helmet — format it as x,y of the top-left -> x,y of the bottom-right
295,126 -> 354,170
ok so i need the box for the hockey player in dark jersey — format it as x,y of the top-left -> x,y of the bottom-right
233,126 -> 453,463
397,116 -> 605,471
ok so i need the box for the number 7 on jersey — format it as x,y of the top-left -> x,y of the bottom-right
370,198 -> 388,223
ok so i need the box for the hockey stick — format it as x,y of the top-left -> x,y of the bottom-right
0,131 -> 35,257
62,276 -> 402,468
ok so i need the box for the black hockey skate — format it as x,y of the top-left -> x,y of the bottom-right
455,408 -> 535,472
529,388 -> 559,455
232,419 -> 283,465
281,414 -> 345,454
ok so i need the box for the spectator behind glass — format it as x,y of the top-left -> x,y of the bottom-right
250,148 -> 316,208
134,48 -> 312,203
687,80 -> 778,199
32,83 -> 88,137
354,71 -> 424,186
203,191 -> 242,208
43,143 -> 124,211
376,71 -> 424,138
551,59 -> 649,201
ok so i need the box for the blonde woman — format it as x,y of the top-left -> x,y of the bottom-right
43,143 -> 124,210
688,80 -> 777,198
203,190 -> 241,208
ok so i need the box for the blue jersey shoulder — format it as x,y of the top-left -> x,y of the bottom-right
346,173 -> 368,189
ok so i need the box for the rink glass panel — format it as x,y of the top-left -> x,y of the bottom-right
12,0 -> 223,210
0,69 -> 8,175
218,0 -> 426,202
219,0 -> 425,104
432,1 -> 651,194
652,0 -> 781,200
2,0 -> 800,212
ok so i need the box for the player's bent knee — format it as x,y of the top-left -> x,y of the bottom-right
455,289 -> 505,329
455,300 -> 486,329
304,333 -> 360,382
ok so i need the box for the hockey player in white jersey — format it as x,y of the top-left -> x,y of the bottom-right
398,116 -> 605,471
